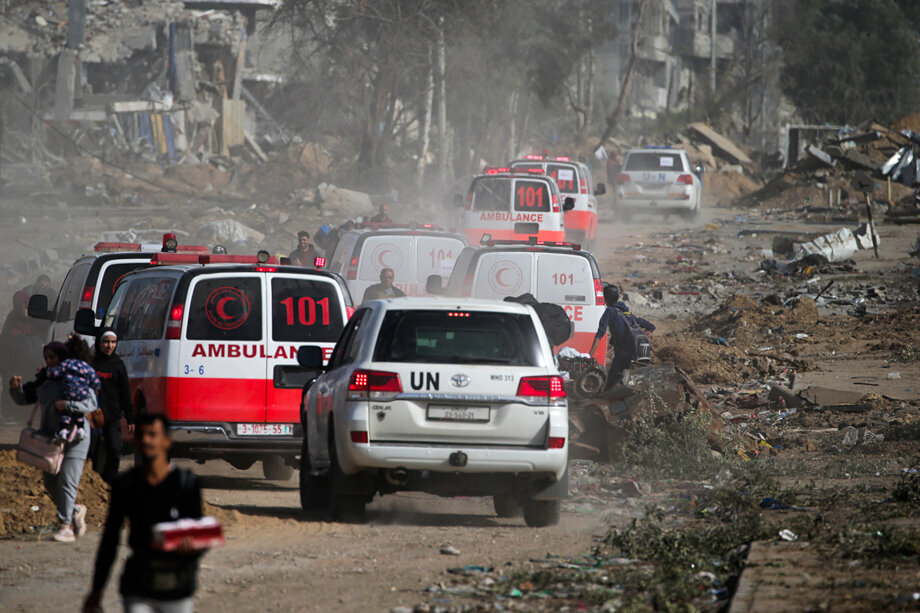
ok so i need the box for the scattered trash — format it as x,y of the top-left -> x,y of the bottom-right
439,545 -> 461,556
778,529 -> 798,542
888,371 -> 902,380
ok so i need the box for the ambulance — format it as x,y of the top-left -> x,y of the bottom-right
28,233 -> 209,343
74,251 -> 353,480
509,155 -> 605,247
429,240 -> 607,364
325,224 -> 468,300
458,169 -> 573,244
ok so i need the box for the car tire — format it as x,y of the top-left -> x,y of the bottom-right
493,494 -> 523,518
576,368 -> 607,398
263,455 -> 294,481
523,498 -> 561,527
327,433 -> 367,523
299,437 -> 328,513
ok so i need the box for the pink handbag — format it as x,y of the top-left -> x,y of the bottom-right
16,404 -> 72,475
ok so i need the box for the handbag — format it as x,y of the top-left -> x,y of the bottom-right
16,404 -> 73,475
90,409 -> 105,429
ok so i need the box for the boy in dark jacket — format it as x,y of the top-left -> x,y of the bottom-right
589,285 -> 655,389
93,328 -> 134,484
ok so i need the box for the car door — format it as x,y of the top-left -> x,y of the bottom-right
308,308 -> 369,465
178,273 -> 267,424
266,273 -> 345,424
50,260 -> 92,342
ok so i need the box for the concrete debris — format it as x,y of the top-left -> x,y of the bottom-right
196,219 -> 265,246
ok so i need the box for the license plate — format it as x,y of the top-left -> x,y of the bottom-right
427,406 -> 490,423
236,423 -> 293,436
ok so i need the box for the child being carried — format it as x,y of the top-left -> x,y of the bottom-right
46,359 -> 101,444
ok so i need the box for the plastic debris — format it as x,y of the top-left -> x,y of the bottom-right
439,545 -> 461,556
778,529 -> 798,541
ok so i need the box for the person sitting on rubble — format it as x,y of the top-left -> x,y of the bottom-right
288,231 -> 318,268
361,268 -> 405,303
588,284 -> 656,391
369,203 -> 392,224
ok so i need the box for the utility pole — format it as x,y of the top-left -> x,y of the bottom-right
436,15 -> 448,186
710,0 -> 717,94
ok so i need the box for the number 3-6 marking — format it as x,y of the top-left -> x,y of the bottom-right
184,365 -> 205,375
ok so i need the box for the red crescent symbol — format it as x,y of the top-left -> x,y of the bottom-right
495,267 -> 511,288
378,249 -> 391,267
216,296 -> 234,320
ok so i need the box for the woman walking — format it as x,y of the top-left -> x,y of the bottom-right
9,337 -> 98,542
92,328 -> 134,483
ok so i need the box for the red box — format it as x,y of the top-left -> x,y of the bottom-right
151,516 -> 225,552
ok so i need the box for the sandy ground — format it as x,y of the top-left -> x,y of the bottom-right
0,197 -> 918,612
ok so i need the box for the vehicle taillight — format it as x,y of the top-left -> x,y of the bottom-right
347,369 -> 402,400
166,304 -> 184,340
346,255 -> 358,280
551,193 -> 559,213
548,436 -> 566,449
254,266 -> 277,272
676,174 -> 693,185
594,279 -> 604,305
346,307 -> 356,320
616,173 -> 631,185
579,175 -> 587,194
465,192 -> 473,211
79,286 -> 94,310
516,375 -> 566,401
350,430 -> 369,444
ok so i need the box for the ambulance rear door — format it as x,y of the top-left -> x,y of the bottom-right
470,251 -> 534,300
266,273 -> 346,423
179,273 -> 267,425
353,235 -> 413,301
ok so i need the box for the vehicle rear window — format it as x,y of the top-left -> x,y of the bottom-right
624,152 -> 684,171
546,164 -> 578,193
119,278 -> 176,340
373,310 -> 542,366
55,260 -> 92,323
186,277 -> 263,341
271,278 -> 344,342
513,179 -> 550,212
97,261 -> 151,315
471,177 -> 511,212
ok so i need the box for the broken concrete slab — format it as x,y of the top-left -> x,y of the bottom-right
768,384 -> 803,409
798,386 -> 864,407
687,122 -> 752,165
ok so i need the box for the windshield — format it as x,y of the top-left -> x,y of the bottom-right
373,310 -> 543,366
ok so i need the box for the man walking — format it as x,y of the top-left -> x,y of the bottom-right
361,268 -> 405,303
588,284 -> 655,390
83,414 -> 206,613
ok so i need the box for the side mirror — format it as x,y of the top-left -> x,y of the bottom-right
594,183 -> 606,196
297,345 -> 325,370
563,197 -> 575,211
694,163 -> 705,175
27,294 -> 53,320
452,193 -> 465,207
74,308 -> 98,336
426,274 -> 444,295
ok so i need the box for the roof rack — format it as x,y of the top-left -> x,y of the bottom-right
480,235 -> 581,251
356,222 -> 444,231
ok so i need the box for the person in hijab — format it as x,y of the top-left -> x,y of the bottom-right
92,328 -> 134,484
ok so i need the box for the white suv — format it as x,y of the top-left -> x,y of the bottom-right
297,298 -> 569,526
614,147 -> 702,219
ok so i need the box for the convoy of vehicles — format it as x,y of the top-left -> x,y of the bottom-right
30,147 -> 698,522
613,146 -> 704,219
296,298 -> 568,526
508,154 -> 604,247
325,224 -> 468,300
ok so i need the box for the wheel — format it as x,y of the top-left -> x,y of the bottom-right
299,436 -> 328,513
523,499 -> 561,527
493,494 -> 523,518
576,368 -> 607,398
327,432 -> 366,523
262,455 -> 294,481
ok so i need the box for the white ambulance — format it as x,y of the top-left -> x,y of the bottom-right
430,241 -> 607,364
509,155 -> 605,247
28,233 -> 209,343
74,251 -> 353,480
458,169 -> 573,245
325,224 -> 468,301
